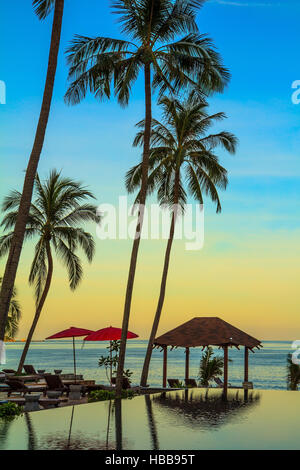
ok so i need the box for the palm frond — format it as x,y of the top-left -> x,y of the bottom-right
58,204 -> 99,226
190,163 -> 222,212
56,239 -> 83,290
0,233 -> 14,258
129,92 -> 236,212
0,277 -> 22,340
65,35 -> 135,105
32,0 -> 55,20
66,1 -> 229,106
200,131 -> 238,153
150,0 -> 205,45
54,227 -> 95,263
29,239 -> 48,304
186,164 -> 204,205
1,190 -> 22,212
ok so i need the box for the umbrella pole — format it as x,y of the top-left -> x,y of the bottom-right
73,337 -> 77,384
110,340 -> 112,385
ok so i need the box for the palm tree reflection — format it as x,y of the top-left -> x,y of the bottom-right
40,402 -> 117,450
25,412 -> 36,450
145,394 -> 159,450
115,398 -> 122,451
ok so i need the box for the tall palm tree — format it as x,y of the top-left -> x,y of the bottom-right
0,277 -> 21,341
0,170 -> 99,374
198,346 -> 224,387
0,0 -> 65,347
65,0 -> 230,395
126,94 -> 237,386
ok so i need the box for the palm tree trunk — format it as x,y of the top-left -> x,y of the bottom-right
0,0 -> 64,342
140,171 -> 180,387
115,63 -> 152,396
17,240 -> 53,374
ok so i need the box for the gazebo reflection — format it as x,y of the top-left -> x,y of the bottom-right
151,388 -> 261,430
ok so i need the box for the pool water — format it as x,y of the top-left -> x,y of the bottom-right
0,388 -> 299,450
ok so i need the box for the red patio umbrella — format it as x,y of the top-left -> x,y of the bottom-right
46,327 -> 94,381
84,326 -> 139,384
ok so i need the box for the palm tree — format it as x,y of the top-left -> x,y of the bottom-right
0,277 -> 21,341
0,170 -> 99,374
0,0 -> 65,349
65,0 -> 230,395
198,346 -> 224,387
126,94 -> 237,386
287,354 -> 300,391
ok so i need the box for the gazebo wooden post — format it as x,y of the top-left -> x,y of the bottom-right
163,346 -> 167,388
223,345 -> 228,397
244,346 -> 249,382
244,346 -> 249,400
185,347 -> 190,382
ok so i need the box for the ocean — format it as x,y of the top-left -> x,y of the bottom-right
1,340 -> 294,390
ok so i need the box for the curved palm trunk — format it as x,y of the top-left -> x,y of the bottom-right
140,172 -> 180,387
17,240 -> 53,374
0,0 -> 64,342
115,63 -> 152,396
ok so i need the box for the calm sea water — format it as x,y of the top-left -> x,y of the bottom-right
2,340 -> 293,390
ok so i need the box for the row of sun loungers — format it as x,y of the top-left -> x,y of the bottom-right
1,365 -> 251,404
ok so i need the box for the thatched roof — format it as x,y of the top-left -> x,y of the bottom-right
154,317 -> 262,349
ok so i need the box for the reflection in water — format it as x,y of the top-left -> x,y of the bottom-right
0,417 -> 14,449
40,403 -> 116,450
0,389 -> 263,450
25,413 -> 36,450
40,431 -> 116,450
152,389 -> 261,430
67,406 -> 74,449
106,400 -> 113,450
145,394 -> 159,450
115,398 -> 122,451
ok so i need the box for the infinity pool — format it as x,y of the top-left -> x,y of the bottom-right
0,388 -> 299,450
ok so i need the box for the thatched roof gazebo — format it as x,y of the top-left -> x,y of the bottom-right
154,317 -> 262,394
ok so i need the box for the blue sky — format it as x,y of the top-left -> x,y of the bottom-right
1,0 -> 299,217
1,0 -> 299,241
0,1 -> 300,339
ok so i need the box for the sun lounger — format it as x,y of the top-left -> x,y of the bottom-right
168,379 -> 182,388
44,374 -> 69,396
23,364 -> 41,376
5,378 -> 47,397
184,378 -> 198,388
214,377 -> 232,388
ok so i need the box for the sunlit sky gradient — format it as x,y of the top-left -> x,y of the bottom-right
0,0 -> 299,341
